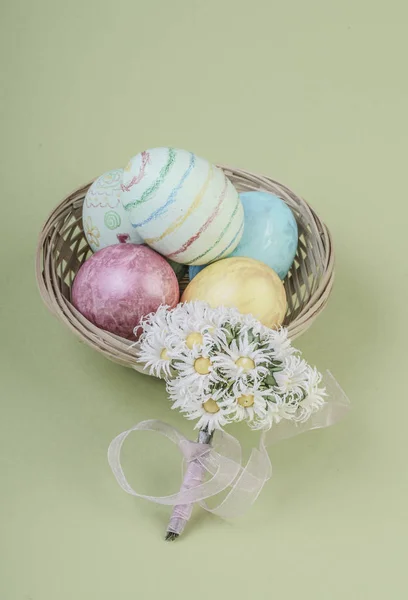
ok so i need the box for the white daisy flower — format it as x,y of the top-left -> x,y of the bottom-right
212,330 -> 270,389
278,393 -> 303,421
295,367 -> 327,422
137,326 -> 173,379
181,391 -> 232,433
166,378 -> 201,411
191,304 -> 237,346
265,328 -> 296,361
163,302 -> 219,353
166,322 -> 212,354
237,312 -> 268,337
172,346 -> 224,394
274,355 -> 308,396
255,396 -> 283,428
177,301 -> 210,324
250,393 -> 296,429
138,304 -> 172,335
229,383 -> 271,423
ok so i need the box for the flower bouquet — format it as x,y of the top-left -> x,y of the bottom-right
108,301 -> 348,540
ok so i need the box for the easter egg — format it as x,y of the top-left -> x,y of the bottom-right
189,191 -> 298,281
120,147 -> 244,265
72,245 -> 179,340
83,168 -> 143,252
181,257 -> 287,329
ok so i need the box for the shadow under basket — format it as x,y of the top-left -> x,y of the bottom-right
36,165 -> 335,372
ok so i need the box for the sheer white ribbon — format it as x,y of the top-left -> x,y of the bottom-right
108,372 -> 349,528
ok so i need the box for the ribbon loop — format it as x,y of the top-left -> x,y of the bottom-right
108,372 -> 350,519
108,419 -> 271,515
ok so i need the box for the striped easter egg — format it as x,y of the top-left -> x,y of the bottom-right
120,148 -> 244,265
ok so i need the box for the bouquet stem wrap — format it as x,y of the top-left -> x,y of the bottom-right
166,428 -> 213,538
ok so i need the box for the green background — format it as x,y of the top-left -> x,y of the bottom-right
1,1 -> 407,598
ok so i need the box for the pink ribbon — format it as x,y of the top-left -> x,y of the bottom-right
108,372 -> 350,527
108,420 -> 272,520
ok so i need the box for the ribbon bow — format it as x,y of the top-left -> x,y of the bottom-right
108,420 -> 272,527
108,372 -> 349,536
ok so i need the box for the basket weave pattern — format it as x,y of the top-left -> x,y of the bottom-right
36,166 -> 334,372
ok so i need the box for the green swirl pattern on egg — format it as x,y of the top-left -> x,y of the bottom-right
104,210 -> 121,230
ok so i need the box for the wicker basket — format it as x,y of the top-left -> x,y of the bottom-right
36,166 -> 335,373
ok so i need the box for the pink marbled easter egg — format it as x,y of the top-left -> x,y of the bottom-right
72,244 -> 179,340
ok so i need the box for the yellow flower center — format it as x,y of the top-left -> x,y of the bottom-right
160,348 -> 169,360
194,357 -> 211,375
203,399 -> 220,413
235,357 -> 255,371
237,394 -> 255,407
186,332 -> 203,349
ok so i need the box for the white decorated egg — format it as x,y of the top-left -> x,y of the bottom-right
120,148 -> 244,265
83,168 -> 143,252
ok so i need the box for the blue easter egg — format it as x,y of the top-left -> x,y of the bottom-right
188,191 -> 298,280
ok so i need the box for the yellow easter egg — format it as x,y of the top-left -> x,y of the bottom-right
181,257 -> 287,329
